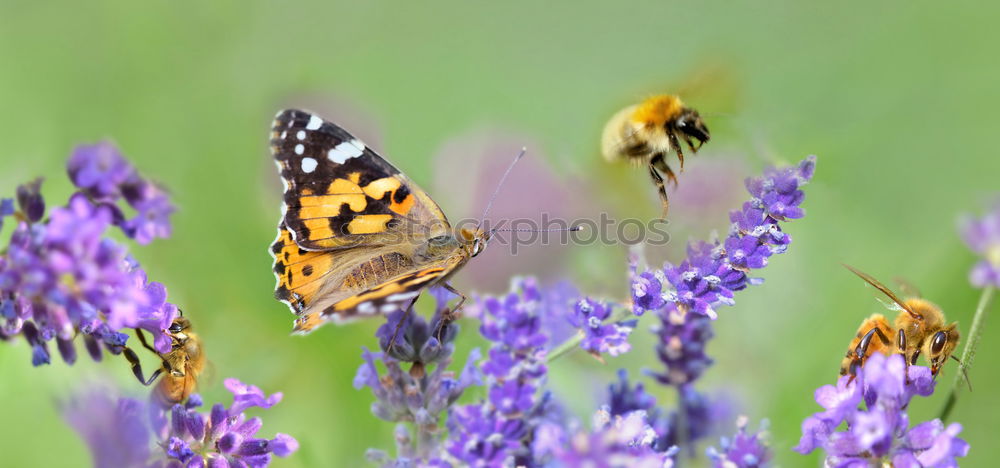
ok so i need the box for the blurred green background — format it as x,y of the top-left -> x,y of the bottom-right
2,1 -> 998,466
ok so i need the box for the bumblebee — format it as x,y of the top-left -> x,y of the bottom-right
601,95 -> 710,217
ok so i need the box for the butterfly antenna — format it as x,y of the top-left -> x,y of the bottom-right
494,226 -> 583,233
478,147 -> 527,230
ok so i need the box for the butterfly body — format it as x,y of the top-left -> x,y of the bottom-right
269,110 -> 487,333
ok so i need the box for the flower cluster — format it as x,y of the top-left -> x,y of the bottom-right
960,202 -> 1000,289
569,297 -> 634,358
64,378 -> 297,468
0,142 -> 178,366
533,409 -> 677,468
795,354 -> 968,467
355,158 -> 821,466
706,417 -> 771,468
446,278 -> 553,467
356,287 -> 482,466
626,156 -> 815,453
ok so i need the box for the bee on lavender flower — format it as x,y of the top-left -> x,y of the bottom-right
121,313 -> 207,407
840,265 -> 967,386
600,94 -> 710,217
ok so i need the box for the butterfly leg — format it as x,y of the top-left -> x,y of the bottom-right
647,155 -> 670,219
433,283 -> 467,343
386,296 -> 421,352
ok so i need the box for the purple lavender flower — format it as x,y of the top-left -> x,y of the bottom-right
65,379 -> 298,468
1,144 -> 178,364
569,298 -> 635,358
960,202 -> 1000,288
121,179 -> 175,245
706,417 -> 772,468
447,278 -> 552,467
795,354 -> 967,466
67,141 -> 135,201
627,156 -> 816,454
533,409 -> 676,468
15,178 -> 44,223
630,261 -> 665,316
63,389 -> 152,468
357,288 -> 483,465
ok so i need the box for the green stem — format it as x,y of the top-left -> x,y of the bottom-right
546,306 -> 638,362
939,286 -> 994,422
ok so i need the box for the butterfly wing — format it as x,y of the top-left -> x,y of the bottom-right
271,109 -> 450,250
291,255 -> 466,334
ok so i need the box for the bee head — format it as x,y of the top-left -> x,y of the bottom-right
167,316 -> 192,341
674,108 -> 711,148
923,323 -> 960,375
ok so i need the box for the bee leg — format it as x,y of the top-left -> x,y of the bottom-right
896,329 -> 913,384
646,158 -> 670,218
651,153 -> 679,188
133,328 -> 161,354
848,327 -> 893,383
122,346 -> 164,386
667,132 -> 686,171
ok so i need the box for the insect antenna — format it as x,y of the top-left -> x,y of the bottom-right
491,226 -> 583,233
477,147 -> 527,231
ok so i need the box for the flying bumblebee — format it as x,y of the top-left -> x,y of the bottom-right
841,265 -> 966,384
122,314 -> 206,407
600,94 -> 711,217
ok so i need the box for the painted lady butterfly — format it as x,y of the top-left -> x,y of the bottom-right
269,110 -> 488,333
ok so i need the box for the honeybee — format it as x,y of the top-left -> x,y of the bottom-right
600,94 -> 711,217
121,315 -> 206,407
840,265 -> 965,382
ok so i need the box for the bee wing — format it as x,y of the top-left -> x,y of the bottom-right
893,276 -> 923,298
843,264 -> 921,319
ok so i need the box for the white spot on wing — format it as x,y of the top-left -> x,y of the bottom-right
295,144 -> 304,155
386,292 -> 419,302
301,157 -> 318,173
358,302 -> 376,315
326,139 -> 366,164
379,303 -> 399,313
297,130 -> 306,140
306,114 -> 323,130
280,131 -> 287,140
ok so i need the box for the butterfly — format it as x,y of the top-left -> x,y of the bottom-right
269,109 -> 489,333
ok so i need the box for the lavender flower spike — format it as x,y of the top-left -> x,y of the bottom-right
65,379 -> 298,467
960,201 -> 1000,288
631,156 -> 816,453
795,354 -> 967,467
533,409 -> 677,468
1,143 -> 179,365
357,287 -> 482,465
447,278 -> 553,467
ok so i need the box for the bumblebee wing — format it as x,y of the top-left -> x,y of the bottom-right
843,264 -> 920,319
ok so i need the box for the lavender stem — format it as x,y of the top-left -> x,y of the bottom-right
940,285 -> 995,422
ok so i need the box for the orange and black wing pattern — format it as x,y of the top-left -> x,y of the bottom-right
291,257 -> 465,334
270,109 -> 449,251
